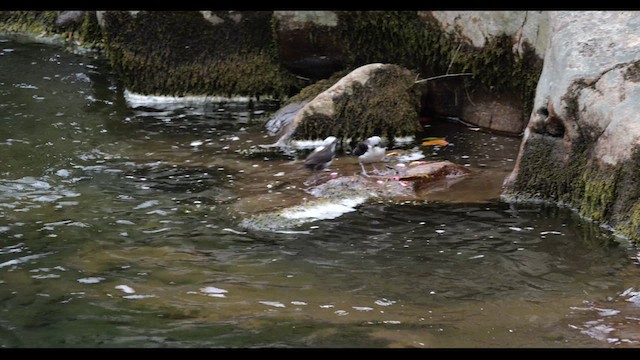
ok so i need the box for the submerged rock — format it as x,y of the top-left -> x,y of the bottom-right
240,160 -> 469,231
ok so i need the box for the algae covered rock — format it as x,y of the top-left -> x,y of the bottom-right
99,11 -> 297,97
267,63 -> 421,145
503,11 -> 640,242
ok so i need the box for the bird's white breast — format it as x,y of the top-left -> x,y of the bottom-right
359,146 -> 386,163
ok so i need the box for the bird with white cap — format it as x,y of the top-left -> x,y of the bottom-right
352,136 -> 386,176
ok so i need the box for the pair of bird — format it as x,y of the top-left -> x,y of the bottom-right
303,135 -> 386,176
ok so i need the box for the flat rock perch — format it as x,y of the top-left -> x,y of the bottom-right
240,161 -> 470,231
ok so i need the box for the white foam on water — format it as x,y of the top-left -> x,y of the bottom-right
468,254 -> 485,260
319,304 -> 334,309
383,320 -> 402,324
291,301 -> 307,306
206,293 -> 226,298
540,231 -> 563,236
31,274 -> 60,279
77,277 -> 105,284
142,227 -> 171,234
259,301 -> 286,308
281,197 -> 367,221
396,150 -> 425,163
134,200 -> 160,210
334,310 -> 349,316
394,136 -> 415,146
55,169 -> 70,177
115,285 -> 135,294
200,286 -> 228,294
352,306 -> 374,312
124,89 -> 257,110
0,252 -> 53,269
123,294 -> 156,300
509,227 -> 522,231
595,308 -> 620,317
375,298 -> 396,307
222,228 -> 247,235
289,139 -> 330,150
116,220 -> 135,225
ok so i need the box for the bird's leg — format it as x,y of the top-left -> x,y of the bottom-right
303,172 -> 319,186
359,162 -> 369,177
370,164 -> 382,175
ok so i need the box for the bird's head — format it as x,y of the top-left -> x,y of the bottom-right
323,136 -> 338,145
367,136 -> 383,146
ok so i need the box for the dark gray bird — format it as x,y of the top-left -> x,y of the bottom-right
352,136 -> 386,176
302,136 -> 338,186
304,136 -> 338,171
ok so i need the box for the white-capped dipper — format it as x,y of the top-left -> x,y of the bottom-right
304,136 -> 338,171
352,136 -> 386,176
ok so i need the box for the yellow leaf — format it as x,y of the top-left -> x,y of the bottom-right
386,151 -> 399,156
408,161 -> 427,166
421,138 -> 449,146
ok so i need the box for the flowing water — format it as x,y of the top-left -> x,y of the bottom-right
1,36 -> 640,348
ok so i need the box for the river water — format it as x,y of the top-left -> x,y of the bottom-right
1,36 -> 640,348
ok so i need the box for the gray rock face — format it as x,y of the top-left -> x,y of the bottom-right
512,11 -> 640,169
504,11 -> 640,240
461,90 -> 525,135
427,11 -> 549,57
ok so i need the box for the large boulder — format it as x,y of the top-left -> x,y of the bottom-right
266,63 -> 421,145
503,11 -> 640,241
98,11 -> 297,97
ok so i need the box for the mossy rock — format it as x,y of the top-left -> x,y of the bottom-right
336,11 -> 542,119
0,11 -> 104,51
100,11 -> 298,97
288,63 -> 421,144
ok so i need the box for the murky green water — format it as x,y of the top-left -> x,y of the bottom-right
1,37 -> 640,348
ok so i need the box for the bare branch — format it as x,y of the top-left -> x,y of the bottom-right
446,43 -> 462,75
414,73 -> 474,84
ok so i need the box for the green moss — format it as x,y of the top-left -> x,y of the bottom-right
608,148 -> 640,242
335,11 -> 542,118
101,11 -> 297,97
78,12 -> 103,48
575,165 -> 619,222
0,11 -> 58,34
510,137 -> 588,202
0,11 -> 104,51
508,133 -> 640,242
291,65 -> 420,142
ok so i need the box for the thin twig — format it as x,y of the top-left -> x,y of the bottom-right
446,43 -> 462,75
414,72 -> 474,84
464,84 -> 476,107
